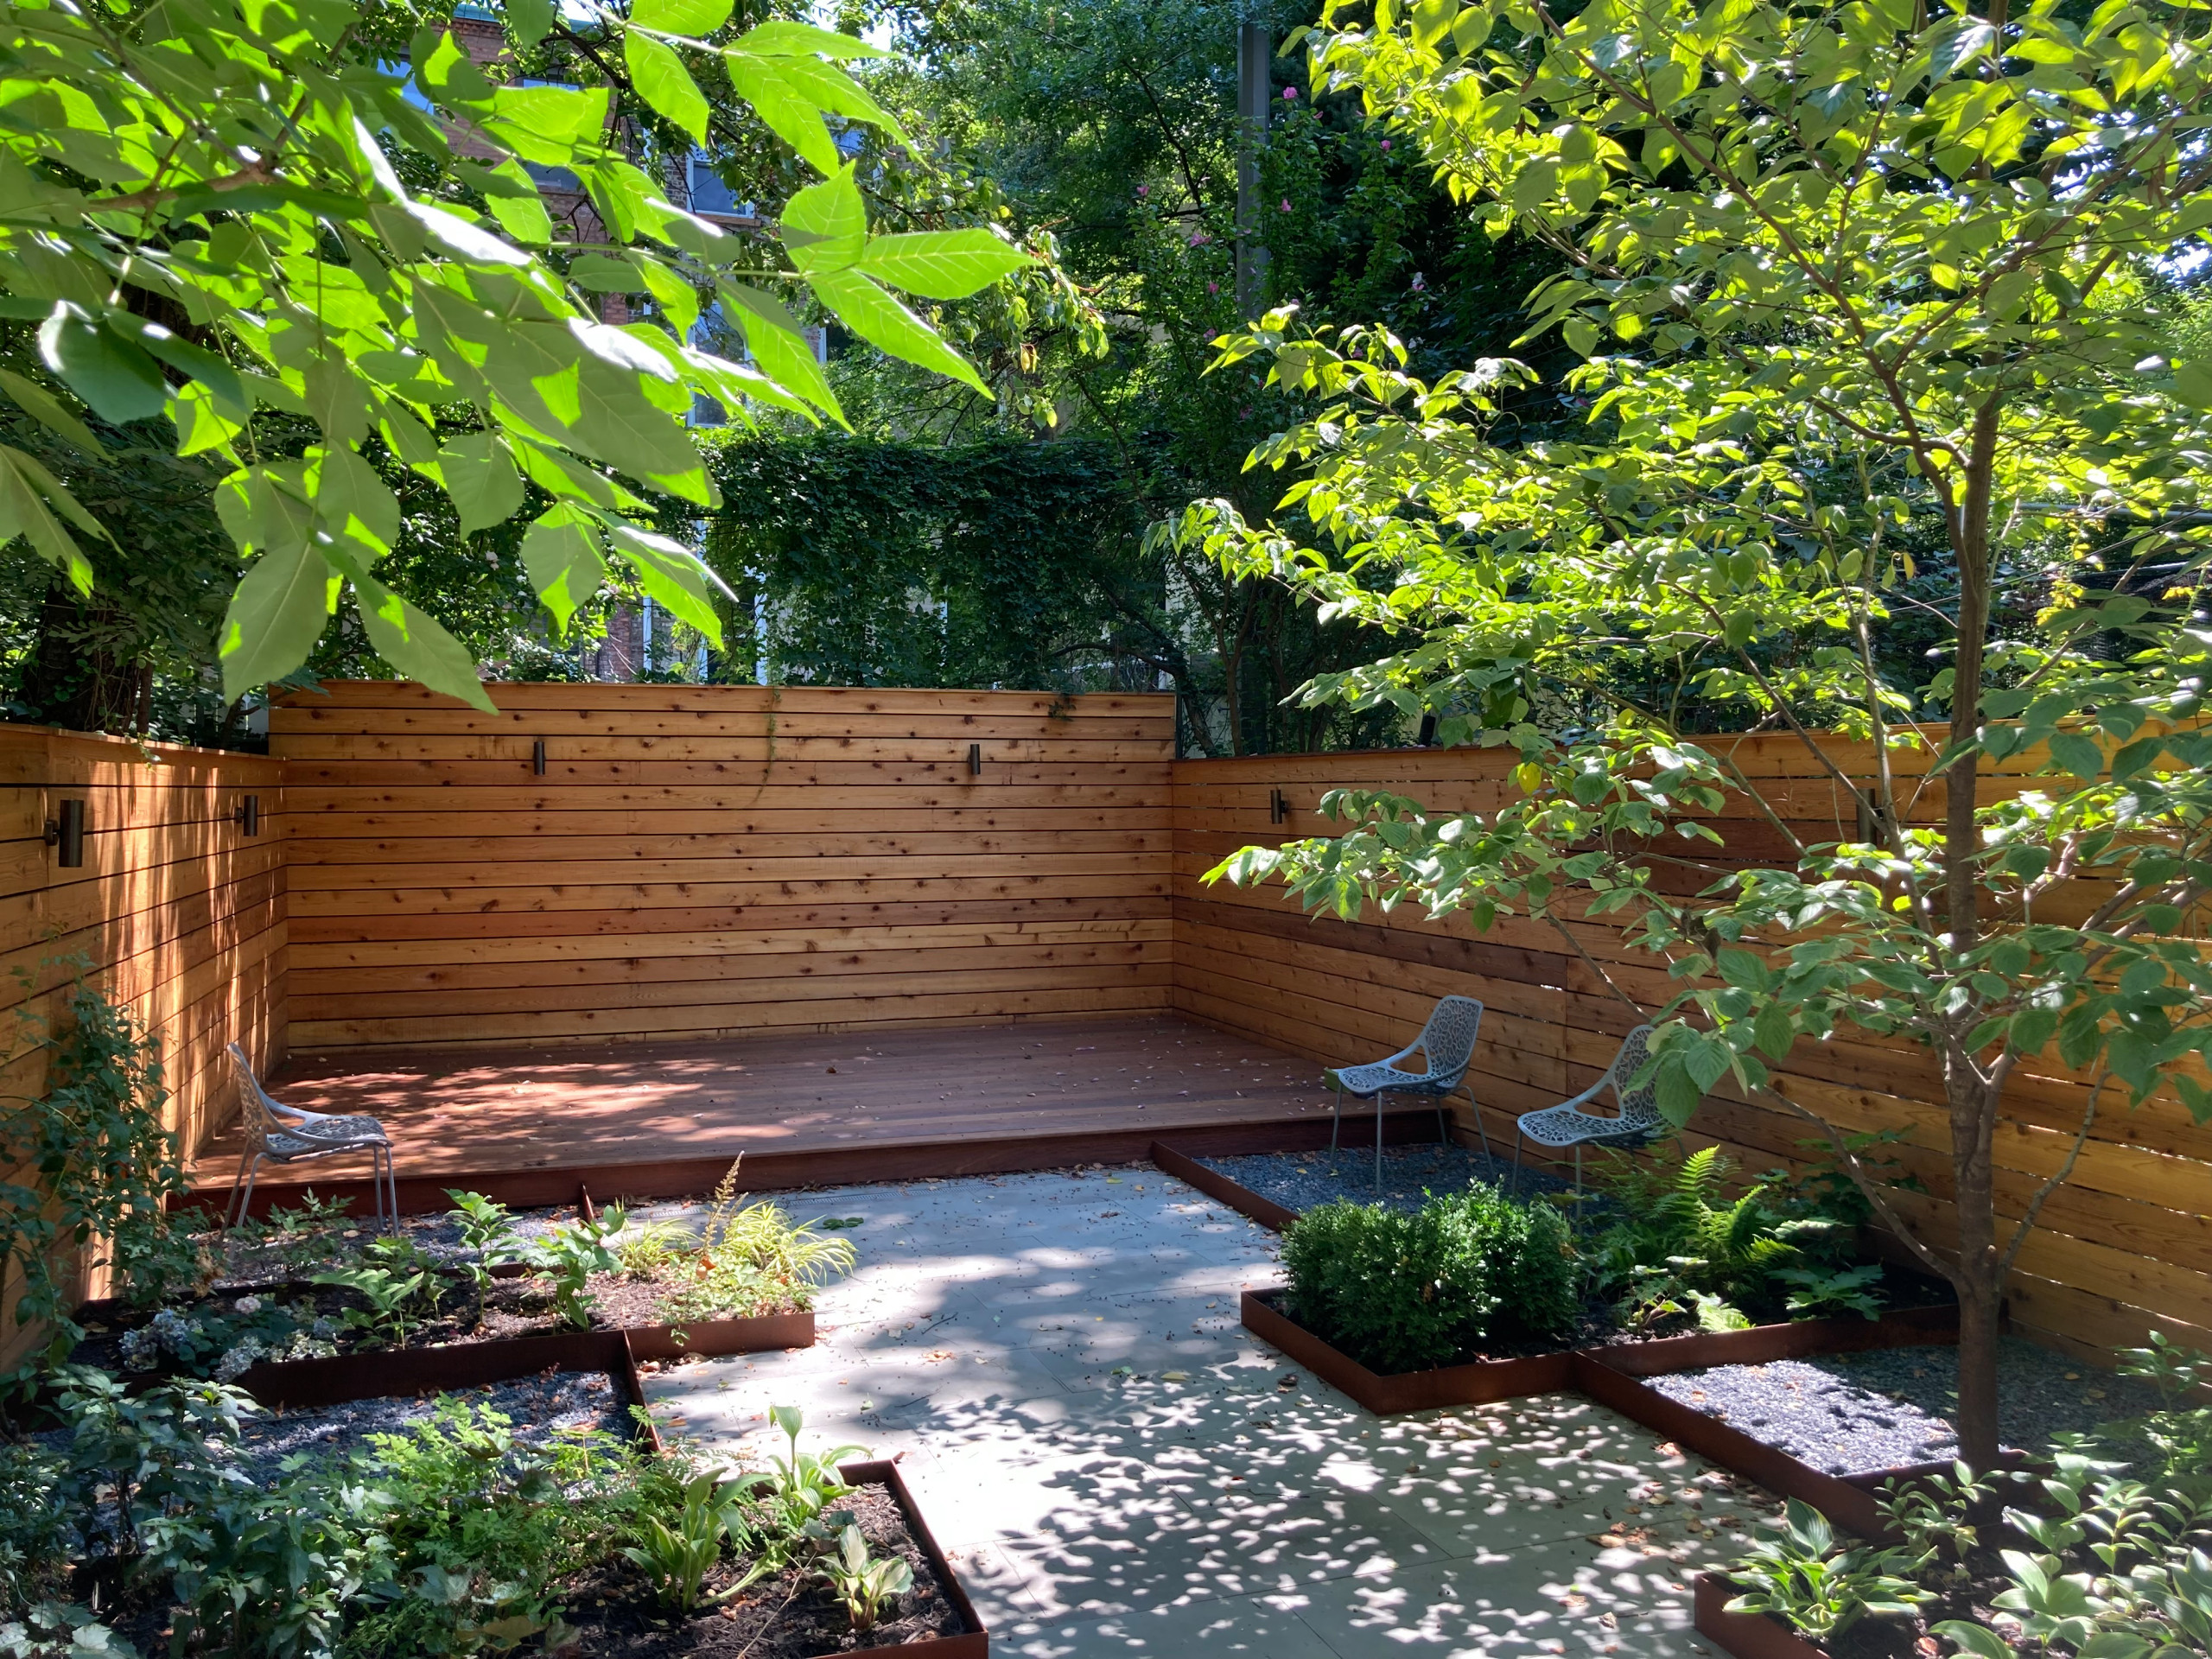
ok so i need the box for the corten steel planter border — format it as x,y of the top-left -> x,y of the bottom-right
836,1458 -> 990,1657
235,1326 -> 664,1453
1148,1141 -> 1301,1231
180,1110 -> 1445,1222
1693,1573 -> 1826,1659
1239,1288 -> 1962,1535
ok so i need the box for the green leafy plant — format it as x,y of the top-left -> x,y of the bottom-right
652,1162 -> 859,1325
620,1472 -> 764,1611
0,976 -> 188,1372
537,1206 -> 626,1331
1587,1147 -> 1838,1331
0,1603 -> 137,1657
1876,1462 -> 1997,1589
1281,1181 -> 1577,1373
1776,1264 -> 1887,1323
754,1406 -> 865,1550
1726,1499 -> 1927,1643
817,1522 -> 912,1633
313,1246 -> 435,1347
444,1192 -> 529,1325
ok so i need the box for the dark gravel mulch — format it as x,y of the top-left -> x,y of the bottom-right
557,1483 -> 966,1656
1201,1143 -> 1582,1216
235,1369 -> 635,1473
1647,1337 -> 2168,1474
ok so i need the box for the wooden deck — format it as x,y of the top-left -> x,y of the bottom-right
183,1015 -> 1444,1215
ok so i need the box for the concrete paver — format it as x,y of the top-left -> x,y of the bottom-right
639,1166 -> 1777,1658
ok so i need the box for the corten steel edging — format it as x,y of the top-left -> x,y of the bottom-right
1693,1574 -> 1822,1659
178,1110 -> 1446,1221
1148,1141 -> 1301,1231
1241,1290 -> 1962,1535
624,1307 -> 815,1362
231,1325 -> 663,1453
1569,1351 -> 1891,1538
1239,1288 -> 1578,1410
838,1459 -> 989,1657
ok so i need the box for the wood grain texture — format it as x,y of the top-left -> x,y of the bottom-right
1168,740 -> 2212,1361
0,725 -> 285,1369
273,683 -> 1175,1052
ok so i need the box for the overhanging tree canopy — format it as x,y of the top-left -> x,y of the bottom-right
0,0 -> 1033,709
1163,0 -> 2212,1463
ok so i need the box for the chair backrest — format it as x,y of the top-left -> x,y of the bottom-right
1417,995 -> 1484,1082
227,1042 -> 292,1149
1606,1025 -> 1661,1128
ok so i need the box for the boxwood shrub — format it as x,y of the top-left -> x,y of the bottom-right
1281,1183 -> 1579,1373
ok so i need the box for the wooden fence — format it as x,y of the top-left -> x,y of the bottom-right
0,727 -> 286,1370
4,690 -> 2206,1370
1172,741 -> 2212,1368
272,682 -> 1174,1050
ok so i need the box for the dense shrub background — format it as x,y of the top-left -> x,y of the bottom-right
1281,1185 -> 1578,1372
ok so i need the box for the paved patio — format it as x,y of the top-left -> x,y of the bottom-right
638,1166 -> 1780,1657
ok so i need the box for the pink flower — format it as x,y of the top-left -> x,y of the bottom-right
1410,271 -> 1427,292
1282,86 -> 1298,100
1280,198 -> 1292,212
1380,138 -> 1392,151
1136,183 -> 1148,196
1207,281 -> 1218,293
1189,230 -> 1211,246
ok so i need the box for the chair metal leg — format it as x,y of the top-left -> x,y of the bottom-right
1510,1128 -> 1524,1197
1375,1090 -> 1387,1192
1329,1079 -> 1343,1156
1468,1094 -> 1494,1168
232,1153 -> 264,1229
1573,1142 -> 1583,1196
386,1146 -> 401,1232
224,1147 -> 257,1229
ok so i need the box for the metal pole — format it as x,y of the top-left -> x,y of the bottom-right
1236,16 -> 1271,317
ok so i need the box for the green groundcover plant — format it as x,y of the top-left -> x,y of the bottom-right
0,0 -> 1034,708
1160,0 -> 2212,1466
1281,1181 -> 1578,1370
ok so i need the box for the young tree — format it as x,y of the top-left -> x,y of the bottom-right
1161,0 -> 2212,1464
0,0 -> 1033,709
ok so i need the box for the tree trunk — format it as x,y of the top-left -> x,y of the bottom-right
1947,1065 -> 2005,1468
15,579 -> 153,734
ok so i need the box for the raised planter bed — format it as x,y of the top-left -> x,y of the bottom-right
1151,1140 -> 1300,1230
1240,1287 -> 1962,1535
1694,1573 -> 1821,1659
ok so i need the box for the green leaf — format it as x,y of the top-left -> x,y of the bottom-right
520,507 -> 608,630
36,305 -> 166,425
626,33 -> 710,143
807,268 -> 988,395
734,18 -> 893,57
1932,1621 -> 2013,1659
607,523 -> 730,641
438,434 -> 526,535
2175,361 -> 2212,410
486,85 -> 611,163
853,231 -> 1035,300
1656,1060 -> 1700,1127
0,367 -> 105,456
219,543 -> 339,701
353,575 -> 496,712
0,443 -> 98,593
1752,1003 -> 1795,1061
718,281 -> 843,422
507,0 -> 556,47
634,0 -> 734,34
726,55 -> 842,174
779,167 -> 868,272
2046,730 -> 2104,779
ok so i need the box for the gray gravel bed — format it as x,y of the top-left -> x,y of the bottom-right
234,1369 -> 633,1474
1647,1338 -> 2168,1475
1200,1143 -> 1583,1217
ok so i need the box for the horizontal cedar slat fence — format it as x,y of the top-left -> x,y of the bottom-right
272,683 -> 1176,1052
0,728 -> 286,1371
1170,745 -> 2212,1368
5,687 -> 2209,1372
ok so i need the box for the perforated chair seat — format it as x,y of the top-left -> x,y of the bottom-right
222,1043 -> 398,1230
1511,1024 -> 1662,1192
1325,995 -> 1490,1190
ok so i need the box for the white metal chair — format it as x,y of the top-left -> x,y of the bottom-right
222,1042 -> 397,1231
1325,995 -> 1487,1191
1513,1024 -> 1662,1192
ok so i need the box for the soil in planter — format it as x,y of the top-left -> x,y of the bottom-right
1650,1338 -> 2166,1474
234,1370 -> 636,1472
557,1483 -> 965,1656
1732,1549 -> 2074,1659
69,1266 -> 804,1383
